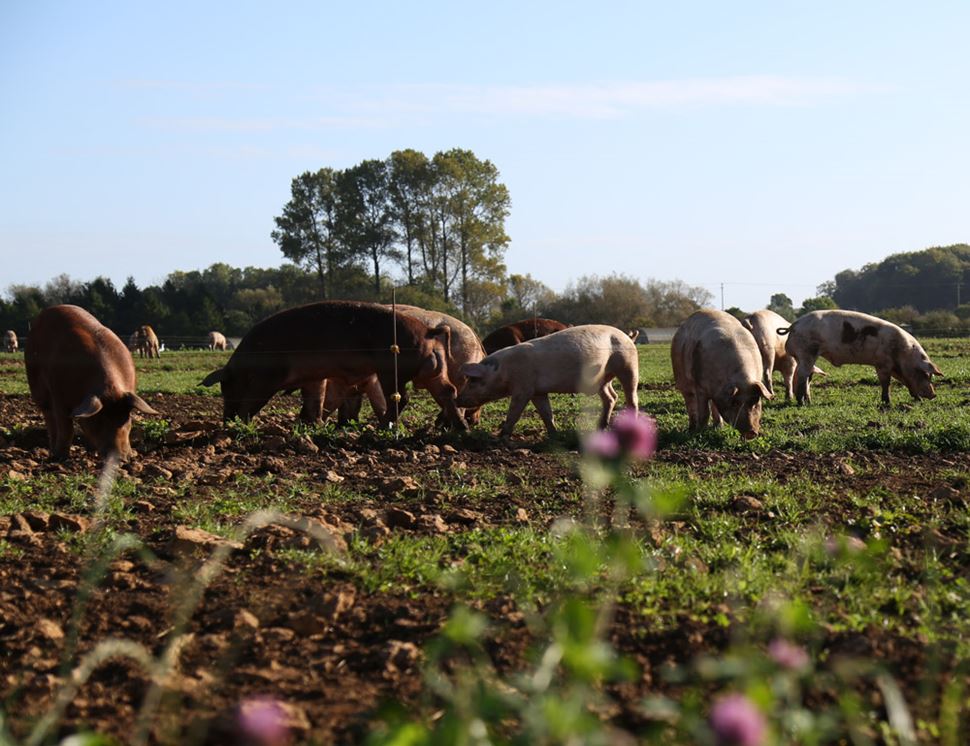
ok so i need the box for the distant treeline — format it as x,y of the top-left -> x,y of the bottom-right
0,265 -> 715,341
3,243 -> 969,341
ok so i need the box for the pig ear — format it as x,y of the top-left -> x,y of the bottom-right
462,363 -> 487,380
427,324 -> 452,360
201,367 -> 225,386
755,381 -> 773,400
72,394 -> 103,418
126,392 -> 159,415
929,362 -> 943,377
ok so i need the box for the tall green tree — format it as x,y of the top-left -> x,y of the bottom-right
388,149 -> 433,286
432,149 -> 510,311
339,159 -> 400,295
271,169 -> 346,298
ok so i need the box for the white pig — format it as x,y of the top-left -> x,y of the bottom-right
456,325 -> 639,438
742,309 -> 826,401
780,310 -> 942,405
671,310 -> 772,439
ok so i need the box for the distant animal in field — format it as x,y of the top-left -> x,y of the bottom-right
742,309 -> 826,401
457,324 -> 639,439
481,318 -> 570,355
779,310 -> 942,405
208,331 -> 228,351
2,330 -> 17,353
25,305 -> 158,461
201,301 -> 466,430
672,310 -> 771,439
136,325 -> 160,359
128,331 -> 140,352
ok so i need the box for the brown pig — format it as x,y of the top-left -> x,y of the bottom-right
25,305 -> 159,461
3,330 -> 17,353
305,304 -> 487,428
137,325 -> 160,359
742,309 -> 826,401
200,301 -> 467,430
481,318 -> 570,355
208,331 -> 228,351
671,310 -> 772,439
780,310 -> 943,405
457,324 -> 638,438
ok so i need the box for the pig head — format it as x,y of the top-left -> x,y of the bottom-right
26,305 -> 158,461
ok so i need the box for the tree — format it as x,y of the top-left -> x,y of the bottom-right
798,296 -> 838,315
272,169 -> 346,298
544,274 -> 712,329
767,293 -> 795,322
828,244 -> 970,312
338,159 -> 400,295
437,149 -> 511,312
388,149 -> 433,286
724,307 -> 747,321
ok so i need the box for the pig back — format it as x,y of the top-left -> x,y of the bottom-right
482,318 -> 569,354
229,301 -> 440,384
26,305 -> 136,401
673,310 -> 762,394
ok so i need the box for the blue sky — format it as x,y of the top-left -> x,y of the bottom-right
2,1 -> 968,311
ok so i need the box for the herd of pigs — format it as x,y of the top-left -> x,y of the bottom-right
2,301 -> 944,462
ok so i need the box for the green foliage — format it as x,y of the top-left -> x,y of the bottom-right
767,292 -> 795,322
545,274 -> 713,329
830,243 -> 970,315
798,295 -> 838,315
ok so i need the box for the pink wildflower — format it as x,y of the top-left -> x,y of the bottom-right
709,693 -> 767,746
237,697 -> 290,746
768,638 -> 810,671
611,409 -> 658,460
583,429 -> 621,459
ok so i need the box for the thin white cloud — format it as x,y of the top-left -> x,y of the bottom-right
127,75 -> 875,133
384,76 -> 872,119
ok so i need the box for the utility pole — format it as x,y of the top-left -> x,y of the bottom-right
720,283 -> 725,310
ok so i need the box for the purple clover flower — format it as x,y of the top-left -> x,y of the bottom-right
583,429 -> 621,459
709,693 -> 767,746
237,697 -> 290,746
583,410 -> 658,462
611,409 -> 658,460
768,638 -> 810,671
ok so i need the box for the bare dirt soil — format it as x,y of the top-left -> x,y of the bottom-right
0,393 -> 966,743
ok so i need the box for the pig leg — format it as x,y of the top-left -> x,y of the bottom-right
710,401 -> 723,428
531,394 -> 557,435
598,382 -> 618,429
48,407 -> 74,461
779,357 -> 796,402
763,349 -> 776,397
337,394 -> 364,425
687,392 -> 710,431
876,367 -> 893,405
299,381 -> 326,424
424,378 -> 468,431
616,364 -> 639,412
794,357 -> 817,405
499,392 -> 533,439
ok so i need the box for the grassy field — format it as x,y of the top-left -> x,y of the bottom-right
0,340 -> 967,743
